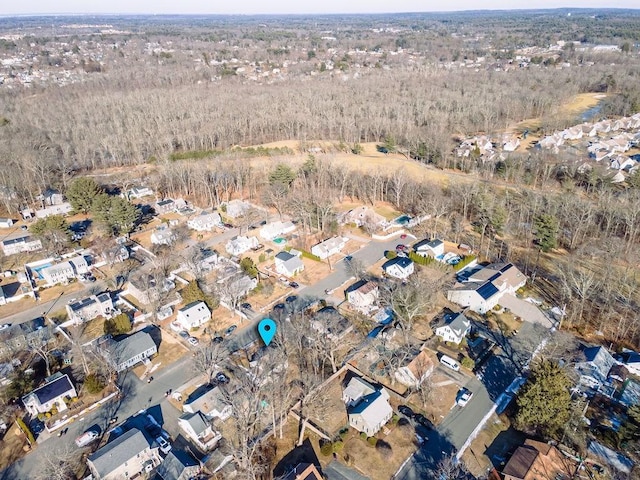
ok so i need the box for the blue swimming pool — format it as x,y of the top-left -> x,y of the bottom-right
393,215 -> 411,225
32,263 -> 52,279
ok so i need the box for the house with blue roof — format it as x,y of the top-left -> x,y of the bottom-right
382,256 -> 414,280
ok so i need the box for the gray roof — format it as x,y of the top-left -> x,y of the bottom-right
324,461 -> 370,480
184,385 -> 226,415
88,428 -> 151,478
108,331 -> 157,366
180,411 -> 209,437
444,313 -> 471,336
156,450 -> 199,480
275,251 -> 295,262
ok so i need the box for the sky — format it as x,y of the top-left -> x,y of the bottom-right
0,0 -> 638,16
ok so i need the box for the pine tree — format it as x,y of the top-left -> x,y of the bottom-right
66,177 -> 102,213
534,214 -> 559,252
30,215 -> 71,254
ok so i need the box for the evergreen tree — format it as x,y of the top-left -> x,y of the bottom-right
515,359 -> 572,436
268,163 -> 296,188
30,215 -> 71,254
239,257 -> 259,279
534,214 -> 559,252
66,177 -> 102,213
91,194 -> 139,236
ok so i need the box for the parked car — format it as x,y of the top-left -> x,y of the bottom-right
414,414 -> 433,430
398,405 -> 414,418
274,303 -> 285,310
223,223 -> 233,229
178,331 -> 190,339
240,302 -> 252,310
156,436 -> 172,455
29,418 -> 45,435
187,337 -> 199,346
456,387 -> 473,407
225,325 -> 237,336
215,372 -> 230,384
395,244 -> 409,253
212,336 -> 224,344
0,323 -> 11,331
75,429 -> 99,447
289,281 -> 299,289
285,295 -> 297,303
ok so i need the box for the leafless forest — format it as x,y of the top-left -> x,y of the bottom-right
1,9 -> 640,346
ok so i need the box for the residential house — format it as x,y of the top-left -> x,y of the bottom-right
575,345 -> 617,390
619,349 -> 640,377
22,373 -> 77,416
151,228 -> 175,246
66,293 -> 114,324
324,461 -> 371,480
346,280 -> 379,314
537,134 -> 564,152
40,261 -> 75,286
87,428 -> 161,480
395,350 -> 434,388
339,206 -> 386,230
0,218 -> 13,228
413,238 -> 445,258
102,245 -> 130,264
503,439 -> 577,480
447,263 -> 526,314
382,256 -> 415,280
282,463 -> 323,480
205,449 -> 234,476
176,301 -> 211,330
0,362 -> 14,386
311,237 -> 348,259
1,235 -> 42,256
127,273 -> 175,305
561,126 -> 584,141
342,377 -> 377,407
347,386 -> 393,436
178,411 -> 221,451
156,450 -> 201,480
311,306 -> 353,340
259,220 -> 296,241
102,330 -> 158,372
225,235 -> 259,256
39,189 -> 64,206
155,199 -> 176,215
34,202 -> 73,219
609,155 -> 636,171
0,317 -> 50,356
127,186 -> 154,199
502,136 -> 521,152
188,210 -> 222,232
435,313 -> 471,344
587,441 -> 634,477
224,199 -> 251,218
217,273 -> 258,306
274,250 -> 304,277
182,384 -> 232,420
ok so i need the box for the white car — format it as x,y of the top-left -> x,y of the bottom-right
456,388 -> 473,407
156,436 -> 172,454
0,323 -> 11,331
187,337 -> 199,346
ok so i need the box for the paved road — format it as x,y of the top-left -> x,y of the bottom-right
0,354 -> 194,480
395,321 -> 549,480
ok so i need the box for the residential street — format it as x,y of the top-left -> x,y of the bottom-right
0,354 -> 195,480
394,321 -> 550,480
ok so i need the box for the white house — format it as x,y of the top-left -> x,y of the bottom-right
35,202 -> 73,219
225,236 -> 259,256
413,238 -> 445,258
502,136 -> 521,152
103,330 -> 158,372
0,218 -> 13,228
127,186 -> 154,199
382,256 -> 415,280
1,235 -> 42,256
395,351 -> 434,388
183,385 -> 232,420
575,346 -> 617,390
22,373 -> 77,416
344,378 -> 393,437
259,220 -> 296,241
188,211 -> 222,232
339,206 -> 386,229
178,411 -> 222,451
151,228 -> 175,246
346,280 -> 379,314
435,312 -> 471,344
176,301 -> 211,330
311,237 -> 348,259
40,261 -> 75,286
87,428 -> 161,480
274,250 -> 304,277
66,293 -> 114,324
155,199 -> 176,214
448,263 -> 526,314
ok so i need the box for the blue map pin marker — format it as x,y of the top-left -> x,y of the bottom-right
258,318 -> 277,346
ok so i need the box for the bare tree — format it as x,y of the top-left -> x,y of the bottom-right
192,342 -> 228,384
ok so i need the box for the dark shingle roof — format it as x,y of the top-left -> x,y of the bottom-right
27,374 -> 74,405
502,446 -> 539,480
156,450 -> 199,480
476,281 -> 499,300
324,461 -> 370,480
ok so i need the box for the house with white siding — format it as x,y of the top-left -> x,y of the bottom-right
259,220 -> 296,241
188,211 -> 222,232
311,237 -> 348,259
1,235 -> 42,256
176,301 -> 211,330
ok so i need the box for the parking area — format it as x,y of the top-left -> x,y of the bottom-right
499,294 -> 554,328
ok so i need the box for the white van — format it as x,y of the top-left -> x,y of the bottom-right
440,355 -> 460,372
75,429 -> 99,447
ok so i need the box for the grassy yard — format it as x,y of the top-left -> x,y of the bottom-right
132,331 -> 188,379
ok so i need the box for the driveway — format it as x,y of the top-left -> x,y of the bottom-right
499,294 -> 554,328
